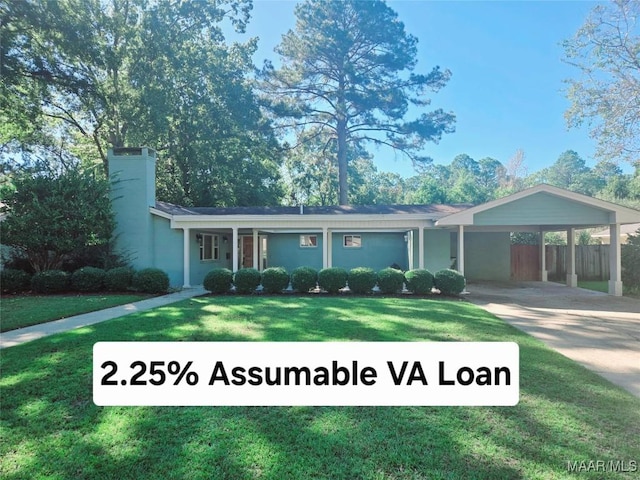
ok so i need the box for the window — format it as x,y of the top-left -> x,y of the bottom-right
343,235 -> 362,248
199,234 -> 219,261
300,235 -> 318,248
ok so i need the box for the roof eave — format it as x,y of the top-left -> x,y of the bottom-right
435,184 -> 640,226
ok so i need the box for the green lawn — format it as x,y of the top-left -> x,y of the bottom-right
0,294 -> 150,332
1,296 -> 638,479
578,280 -> 640,299
577,280 -> 609,293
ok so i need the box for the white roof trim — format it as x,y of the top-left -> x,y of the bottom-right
150,208 -> 173,220
150,207 -> 439,230
435,184 -> 640,226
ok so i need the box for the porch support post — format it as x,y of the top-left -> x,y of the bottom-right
252,228 -> 259,270
540,230 -> 547,282
608,223 -> 623,296
418,227 -> 425,270
322,227 -> 328,269
232,227 -> 239,272
407,230 -> 414,271
183,228 -> 191,288
457,225 -> 465,276
566,227 -> 577,287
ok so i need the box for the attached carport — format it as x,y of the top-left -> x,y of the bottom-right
435,184 -> 640,296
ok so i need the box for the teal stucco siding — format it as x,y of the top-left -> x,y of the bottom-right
189,231 -> 233,286
268,233 -> 323,272
109,149 -> 156,270
464,232 -> 511,281
474,192 -> 611,226
151,215 -> 183,287
424,229 -> 452,273
269,232 -> 410,272
331,232 -> 408,271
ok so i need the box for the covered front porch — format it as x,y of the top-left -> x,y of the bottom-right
150,203 -> 462,288
178,227 -> 431,288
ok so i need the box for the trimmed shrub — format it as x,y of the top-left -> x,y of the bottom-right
1,269 -> 31,294
377,267 -> 405,294
31,270 -> 69,294
318,267 -> 348,294
104,267 -> 134,292
291,266 -> 318,293
434,269 -> 466,295
71,266 -> 106,292
404,269 -> 434,295
234,268 -> 261,294
261,267 -> 289,294
348,267 -> 377,294
204,268 -> 233,294
132,268 -> 169,294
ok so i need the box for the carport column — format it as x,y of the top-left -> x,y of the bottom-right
418,227 -> 425,269
566,228 -> 577,287
183,228 -> 191,288
252,228 -> 259,270
457,225 -> 465,276
608,223 -> 623,296
540,231 -> 547,282
232,227 -> 239,272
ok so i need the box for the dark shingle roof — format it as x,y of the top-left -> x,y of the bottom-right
154,201 -> 471,219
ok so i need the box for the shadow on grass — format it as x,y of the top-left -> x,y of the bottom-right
1,296 -> 639,479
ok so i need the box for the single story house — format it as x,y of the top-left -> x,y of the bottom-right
109,148 -> 640,296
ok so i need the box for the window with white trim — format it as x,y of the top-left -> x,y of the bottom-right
343,235 -> 362,248
199,234 -> 219,261
300,235 -> 318,247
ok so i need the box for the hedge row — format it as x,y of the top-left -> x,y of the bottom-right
203,266 -> 466,296
1,266 -> 170,295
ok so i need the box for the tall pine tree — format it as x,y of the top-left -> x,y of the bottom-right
261,0 -> 454,205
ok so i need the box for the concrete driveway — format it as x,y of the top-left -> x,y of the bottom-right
465,281 -> 640,398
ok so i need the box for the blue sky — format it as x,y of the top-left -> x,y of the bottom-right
230,0 -> 603,178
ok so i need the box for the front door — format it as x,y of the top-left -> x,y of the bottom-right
242,236 -> 254,268
239,235 -> 268,270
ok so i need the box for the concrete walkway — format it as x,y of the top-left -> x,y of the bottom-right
465,281 -> 640,398
1,287 -> 207,349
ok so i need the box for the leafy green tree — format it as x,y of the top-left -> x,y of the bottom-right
0,167 -> 115,271
282,131 -> 340,206
405,154 -> 506,205
532,150 -> 598,195
405,175 -> 449,204
2,0 -> 282,206
348,158 -> 406,205
283,131 -> 405,205
563,0 -> 640,164
477,157 -> 507,198
622,228 -> 640,288
262,0 -> 454,205
593,160 -> 630,200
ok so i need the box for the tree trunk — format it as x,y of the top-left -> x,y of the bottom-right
337,117 -> 348,205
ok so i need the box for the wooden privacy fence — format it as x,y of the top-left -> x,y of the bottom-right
511,245 -> 611,281
546,245 -> 610,281
510,245 -> 539,281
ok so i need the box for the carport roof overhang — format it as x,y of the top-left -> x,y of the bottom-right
435,184 -> 640,230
